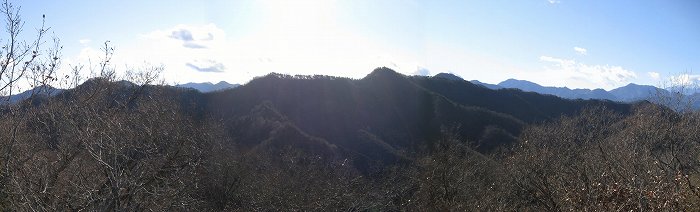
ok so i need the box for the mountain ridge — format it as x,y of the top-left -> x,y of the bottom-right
176,81 -> 240,92
428,72 -> 678,104
203,67 -> 635,164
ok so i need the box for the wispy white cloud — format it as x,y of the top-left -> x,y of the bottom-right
669,74 -> 700,87
573,47 -> 587,55
63,1 -> 413,86
547,0 -> 561,4
412,67 -> 430,76
186,59 -> 226,73
648,72 -> 660,80
127,20 -> 391,85
539,56 -> 575,66
538,55 -> 637,89
79,39 -> 91,45
143,24 -> 225,49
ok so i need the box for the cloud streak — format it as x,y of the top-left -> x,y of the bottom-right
648,72 -> 660,80
79,39 -> 91,45
186,60 -> 226,73
574,47 -> 587,55
412,67 -> 430,76
539,55 -> 636,89
145,24 -> 225,49
669,74 -> 700,87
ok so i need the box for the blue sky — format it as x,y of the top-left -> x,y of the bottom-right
17,0 -> 700,90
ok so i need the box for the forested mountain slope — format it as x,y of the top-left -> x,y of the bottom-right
205,67 -> 635,161
2,68 -> 664,211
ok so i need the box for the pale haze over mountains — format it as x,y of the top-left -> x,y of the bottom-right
176,81 -> 240,92
3,81 -> 239,104
3,73 -> 693,105
435,73 -> 678,103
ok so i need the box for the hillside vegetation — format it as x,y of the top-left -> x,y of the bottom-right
1,1 -> 699,210
6,66 -> 699,210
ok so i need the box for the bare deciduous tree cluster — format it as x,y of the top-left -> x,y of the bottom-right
3,0 -> 700,211
0,82 -> 209,210
0,1 -> 208,210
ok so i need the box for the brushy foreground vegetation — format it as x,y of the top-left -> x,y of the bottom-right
4,82 -> 700,211
1,1 -> 700,211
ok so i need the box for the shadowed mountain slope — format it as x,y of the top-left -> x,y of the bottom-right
497,78 -> 618,100
21,68 -> 637,170
205,68 -> 635,167
411,75 -> 632,123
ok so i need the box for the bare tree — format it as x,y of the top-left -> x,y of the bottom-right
0,2 -> 209,209
0,66 -> 211,210
0,0 -> 54,99
501,105 -> 700,210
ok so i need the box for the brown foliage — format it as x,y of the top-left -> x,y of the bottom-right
0,81 -> 209,210
504,105 -> 700,210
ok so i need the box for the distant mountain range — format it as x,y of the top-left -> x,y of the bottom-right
1,74 -> 692,110
436,73 -> 674,103
1,81 -> 240,104
6,68 -> 636,172
5,75 -> 688,105
2,75 -> 679,105
3,67 -> 646,210
176,81 -> 240,92
205,67 -> 633,164
0,85 -> 63,104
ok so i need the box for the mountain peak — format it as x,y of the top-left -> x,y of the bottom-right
364,67 -> 403,80
177,81 -> 239,92
498,79 -> 542,89
215,81 -> 232,86
369,67 -> 399,75
501,78 -> 533,84
433,73 -> 464,81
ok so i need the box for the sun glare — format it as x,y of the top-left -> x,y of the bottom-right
245,0 -> 386,78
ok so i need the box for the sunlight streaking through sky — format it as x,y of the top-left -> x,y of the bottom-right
18,0 -> 700,90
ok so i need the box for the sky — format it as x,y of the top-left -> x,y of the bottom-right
15,0 -> 700,90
